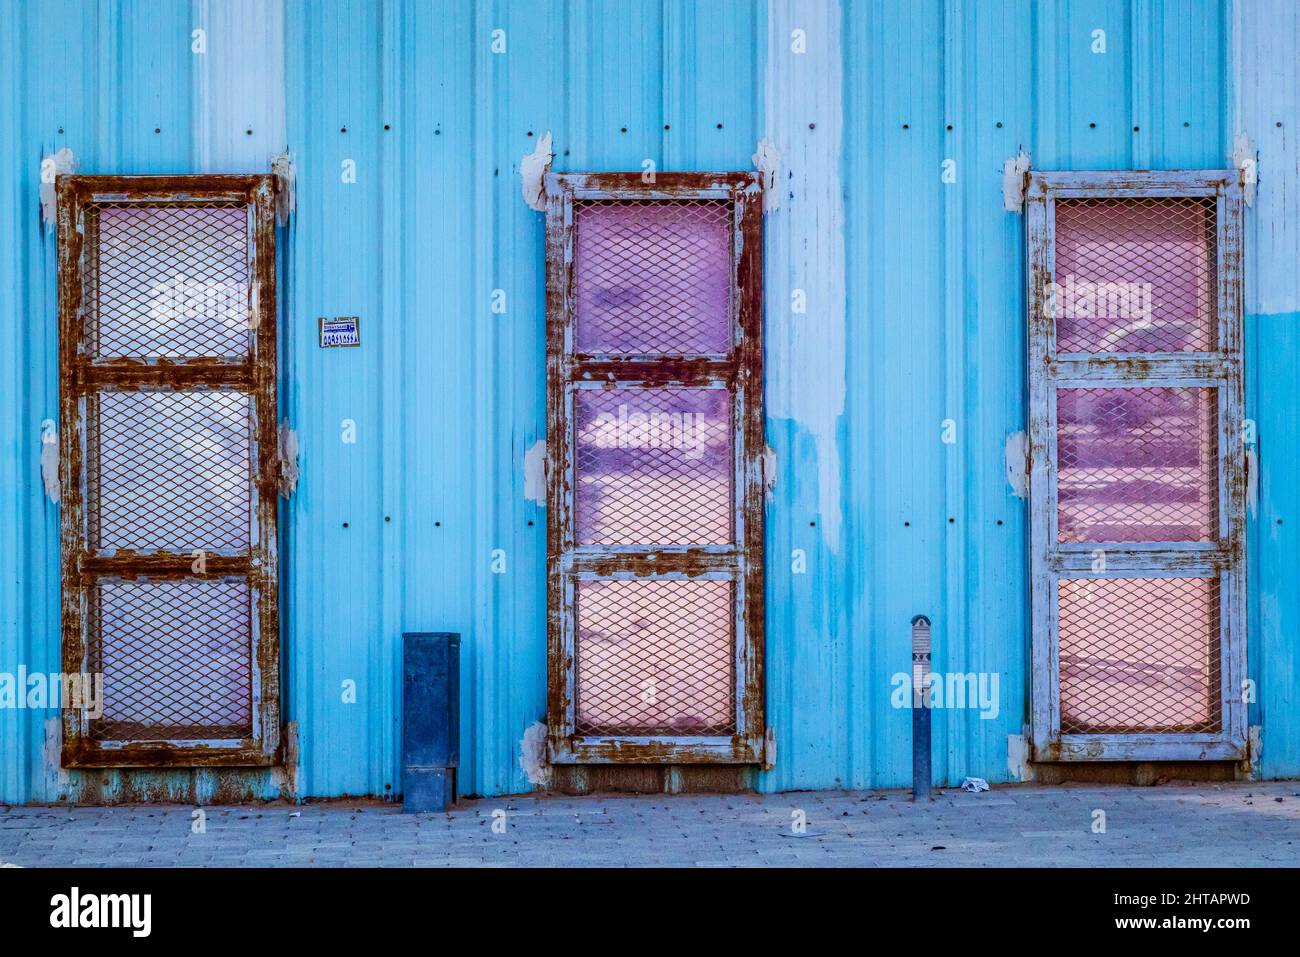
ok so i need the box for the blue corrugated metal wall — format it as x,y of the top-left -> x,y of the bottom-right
2,0 -> 1297,804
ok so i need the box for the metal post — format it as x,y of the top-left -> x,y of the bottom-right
911,615 -> 932,801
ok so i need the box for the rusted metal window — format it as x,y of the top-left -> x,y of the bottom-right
57,176 -> 280,767
544,173 -> 765,764
1026,171 -> 1246,762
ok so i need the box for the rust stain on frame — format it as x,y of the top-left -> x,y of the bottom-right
56,174 -> 281,769
544,171 -> 766,767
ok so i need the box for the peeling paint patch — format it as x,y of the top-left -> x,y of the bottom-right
762,445 -> 778,500
44,718 -> 70,796
272,720 -> 299,799
519,721 -> 551,787
40,147 -> 76,227
762,725 -> 776,770
1246,446 -> 1258,518
41,432 -> 59,504
277,421 -> 299,497
1233,133 -> 1257,207
520,132 -> 554,212
523,438 -> 546,505
272,153 -> 296,225
1002,151 -> 1031,212
1007,732 -> 1033,781
752,137 -> 780,212
1004,430 -> 1029,499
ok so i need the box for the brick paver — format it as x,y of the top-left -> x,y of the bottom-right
1,780 -> 1297,867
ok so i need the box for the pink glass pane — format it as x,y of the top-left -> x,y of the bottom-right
1058,577 -> 1220,733
575,200 -> 732,354
1057,387 -> 1217,543
1054,198 -> 1216,353
575,388 -> 732,545
575,578 -> 734,735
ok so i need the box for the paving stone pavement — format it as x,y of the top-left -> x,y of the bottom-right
1,780 -> 1298,867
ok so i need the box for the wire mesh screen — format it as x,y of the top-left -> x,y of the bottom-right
1053,197 -> 1217,354
90,579 -> 253,741
575,388 -> 732,545
90,390 -> 253,552
1057,386 -> 1217,543
574,200 -> 732,355
87,202 -> 251,358
1058,577 -> 1220,734
575,578 -> 734,735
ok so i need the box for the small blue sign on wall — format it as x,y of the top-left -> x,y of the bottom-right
319,316 -> 360,348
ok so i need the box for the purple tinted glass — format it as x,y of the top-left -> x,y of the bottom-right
575,388 -> 732,545
1054,198 -> 1216,353
1056,387 -> 1217,543
575,201 -> 732,354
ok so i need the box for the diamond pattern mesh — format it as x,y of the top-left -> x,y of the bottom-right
91,391 -> 252,552
575,579 -> 734,735
575,200 -> 732,355
90,579 -> 253,741
88,202 -> 251,358
1058,577 -> 1220,734
1053,197 -> 1217,353
575,388 -> 732,545
1057,386 -> 1217,543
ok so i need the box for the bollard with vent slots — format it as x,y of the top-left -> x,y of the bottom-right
911,615 -> 932,802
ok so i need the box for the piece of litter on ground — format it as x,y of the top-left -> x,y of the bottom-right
961,777 -> 990,793
289,811 -> 301,818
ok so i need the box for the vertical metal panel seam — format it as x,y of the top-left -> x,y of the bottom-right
941,0 -> 969,785
378,0 -> 405,797
0,0 -> 26,803
467,0 -> 495,795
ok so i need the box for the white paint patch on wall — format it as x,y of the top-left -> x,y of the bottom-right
1002,151 -> 1031,212
518,721 -> 550,787
272,152 -> 296,224
192,0 -> 287,172
44,719 -> 69,794
277,421 -> 299,497
39,148 -> 76,227
523,438 -> 546,505
520,132 -> 554,212
1004,430 -> 1029,499
1248,724 -> 1263,778
1007,731 -> 1033,781
1233,0 -> 1300,315
752,137 -> 781,212
763,0 -> 847,551
1233,133 -> 1257,208
762,445 -> 778,500
40,433 -> 59,503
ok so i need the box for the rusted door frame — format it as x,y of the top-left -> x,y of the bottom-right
57,175 -> 280,767
1026,169 -> 1246,762
544,172 -> 765,764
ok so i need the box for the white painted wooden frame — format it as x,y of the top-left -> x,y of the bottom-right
1026,170 -> 1247,762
